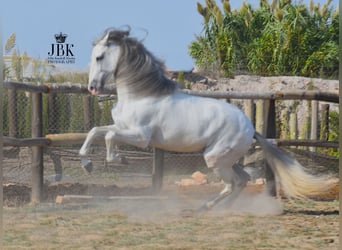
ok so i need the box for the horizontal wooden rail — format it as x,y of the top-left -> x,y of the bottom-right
3,133 -> 338,149
3,82 -> 115,95
273,139 -> 339,148
3,82 -> 339,103
3,136 -> 50,147
182,89 -> 339,103
3,134 -> 101,147
45,133 -> 104,146
45,133 -> 87,146
4,81 -> 50,93
46,83 -> 89,94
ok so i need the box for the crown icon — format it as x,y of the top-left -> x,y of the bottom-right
54,32 -> 67,43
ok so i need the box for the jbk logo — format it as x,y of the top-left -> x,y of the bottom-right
48,32 -> 76,64
48,44 -> 74,57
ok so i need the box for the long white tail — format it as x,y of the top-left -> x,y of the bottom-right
254,132 -> 333,199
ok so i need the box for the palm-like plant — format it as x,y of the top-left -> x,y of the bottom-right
189,0 -> 338,78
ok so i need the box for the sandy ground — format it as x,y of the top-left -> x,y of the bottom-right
3,181 -> 339,249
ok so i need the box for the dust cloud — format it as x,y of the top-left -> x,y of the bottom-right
95,188 -> 283,223
221,191 -> 284,215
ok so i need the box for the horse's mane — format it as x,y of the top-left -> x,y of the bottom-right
94,27 -> 177,97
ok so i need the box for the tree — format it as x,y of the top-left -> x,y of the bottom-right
189,0 -> 239,77
5,33 -> 23,81
189,0 -> 338,78
4,32 -> 52,82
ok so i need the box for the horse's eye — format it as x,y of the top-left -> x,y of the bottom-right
96,54 -> 104,61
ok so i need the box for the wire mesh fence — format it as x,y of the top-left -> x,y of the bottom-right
3,90 -> 116,137
2,83 -> 339,193
3,143 -> 339,189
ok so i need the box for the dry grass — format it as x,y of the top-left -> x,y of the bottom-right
3,196 -> 338,250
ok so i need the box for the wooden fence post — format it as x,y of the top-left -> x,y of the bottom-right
264,99 -> 277,196
255,101 -> 265,134
152,148 -> 164,193
310,100 -> 318,151
244,99 -> 254,125
289,113 -> 298,139
320,104 -> 329,140
264,100 -> 276,138
31,92 -> 44,204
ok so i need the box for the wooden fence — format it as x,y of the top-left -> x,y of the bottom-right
3,81 -> 339,203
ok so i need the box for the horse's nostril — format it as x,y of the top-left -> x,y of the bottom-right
89,86 -> 94,90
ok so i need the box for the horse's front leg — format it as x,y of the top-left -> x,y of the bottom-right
105,134 -> 128,164
104,126 -> 152,162
79,125 -> 114,173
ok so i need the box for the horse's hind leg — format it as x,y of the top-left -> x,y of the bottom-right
222,164 -> 250,207
197,183 -> 233,212
198,164 -> 250,212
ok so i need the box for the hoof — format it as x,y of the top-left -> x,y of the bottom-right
81,160 -> 93,174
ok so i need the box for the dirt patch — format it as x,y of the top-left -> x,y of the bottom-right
3,194 -> 339,249
3,179 -> 339,249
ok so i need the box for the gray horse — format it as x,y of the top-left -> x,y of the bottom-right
80,28 -> 331,211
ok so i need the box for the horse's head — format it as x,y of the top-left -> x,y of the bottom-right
88,29 -> 129,95
88,27 -> 176,97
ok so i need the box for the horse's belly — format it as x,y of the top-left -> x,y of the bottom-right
151,141 -> 205,153
150,133 -> 207,152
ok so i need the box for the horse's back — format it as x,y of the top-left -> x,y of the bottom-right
162,92 -> 253,152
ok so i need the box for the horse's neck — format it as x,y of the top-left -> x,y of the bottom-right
116,86 -> 133,101
116,85 -> 173,107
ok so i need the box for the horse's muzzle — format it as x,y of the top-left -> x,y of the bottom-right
88,80 -> 100,95
88,72 -> 110,95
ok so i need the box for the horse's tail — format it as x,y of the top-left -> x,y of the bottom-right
254,132 -> 333,199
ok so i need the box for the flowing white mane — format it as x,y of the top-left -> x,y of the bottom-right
94,28 -> 177,97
